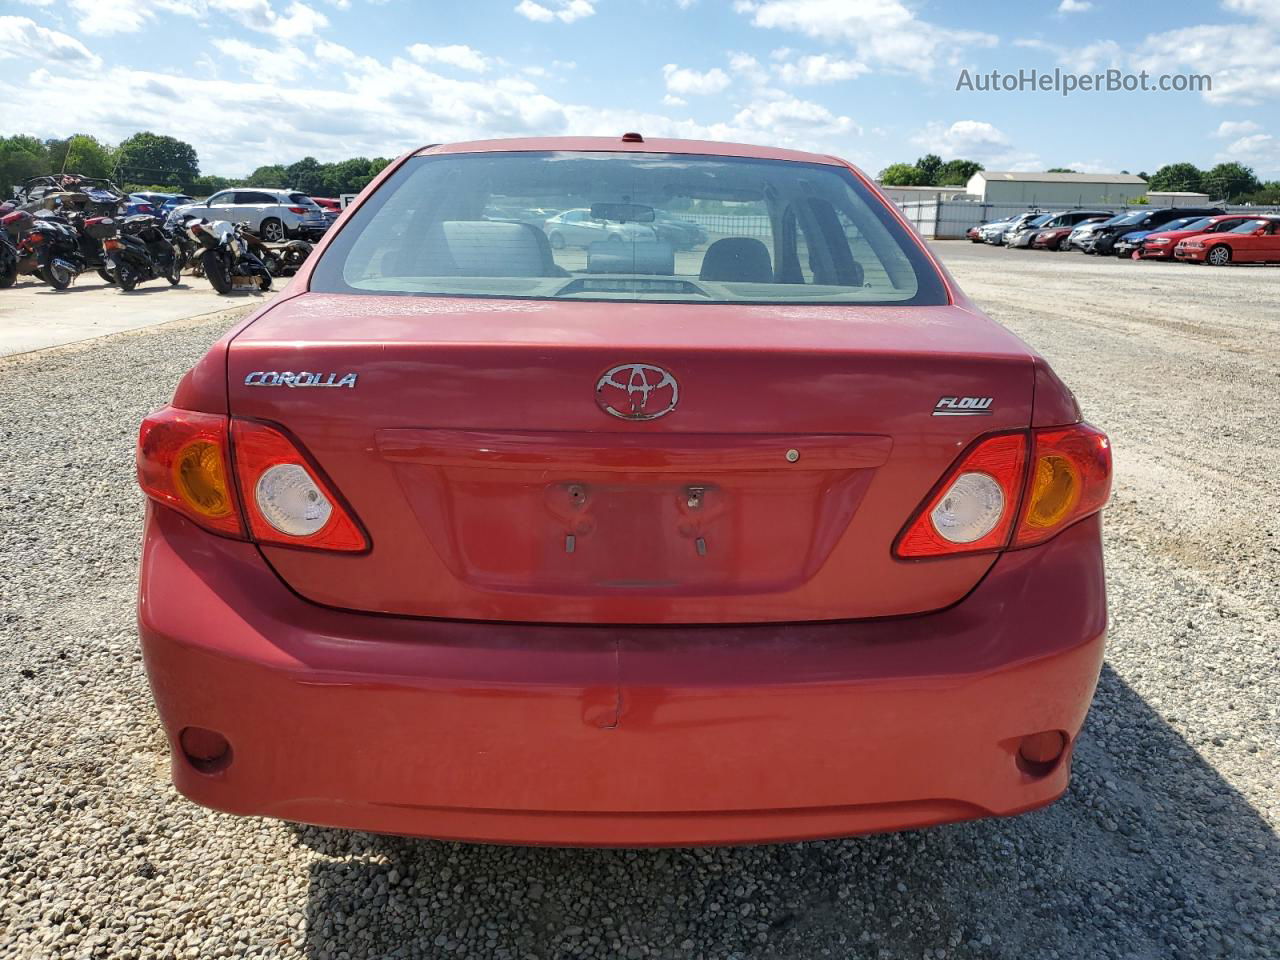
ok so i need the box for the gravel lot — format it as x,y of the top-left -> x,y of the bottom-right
2,245 -> 1277,959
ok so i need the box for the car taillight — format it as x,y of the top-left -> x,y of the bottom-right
136,408 -> 367,552
137,408 -> 242,536
288,206 -> 307,215
230,419 -> 367,552
25,233 -> 44,245
895,433 -> 1028,558
895,423 -> 1110,559
103,238 -> 122,251
1013,423 -> 1111,548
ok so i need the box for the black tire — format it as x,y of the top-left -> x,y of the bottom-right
1206,244 -> 1231,267
45,262 -> 73,290
202,250 -> 233,294
117,264 -> 139,291
548,231 -> 565,250
166,253 -> 181,286
259,218 -> 285,242
0,258 -> 16,289
97,267 -> 116,284
258,272 -> 272,291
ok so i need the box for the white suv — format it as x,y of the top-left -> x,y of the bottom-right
168,188 -> 329,241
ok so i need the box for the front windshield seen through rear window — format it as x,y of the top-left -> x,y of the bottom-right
310,151 -> 946,305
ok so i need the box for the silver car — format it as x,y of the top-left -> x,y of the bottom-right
542,208 -> 657,249
167,188 -> 329,241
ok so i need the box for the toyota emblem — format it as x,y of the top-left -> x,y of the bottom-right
595,363 -> 679,421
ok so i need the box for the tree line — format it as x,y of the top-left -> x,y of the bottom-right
1,131 -> 390,199
878,152 -> 1279,203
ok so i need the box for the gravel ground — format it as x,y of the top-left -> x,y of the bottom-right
1,247 -> 1277,959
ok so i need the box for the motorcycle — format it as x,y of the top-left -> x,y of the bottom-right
20,213 -> 85,290
2,208 -> 38,284
184,218 -> 272,294
100,215 -> 183,291
242,229 -> 312,277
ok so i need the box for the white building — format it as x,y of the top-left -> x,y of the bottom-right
1146,190 -> 1213,206
876,184 -> 970,205
966,171 -> 1149,206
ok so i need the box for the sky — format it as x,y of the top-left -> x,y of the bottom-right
1,0 -> 1278,181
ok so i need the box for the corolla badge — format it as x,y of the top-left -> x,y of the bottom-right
595,363 -> 679,421
244,371 -> 358,388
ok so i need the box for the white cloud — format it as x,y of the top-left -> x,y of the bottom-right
912,120 -> 1040,170
727,51 -> 770,87
514,0 -> 595,23
1214,120 -> 1261,138
662,94 -> 687,107
0,16 -> 101,67
68,0 -> 153,34
213,37 -> 309,83
662,63 -> 730,96
732,94 -> 856,135
1133,23 -> 1280,104
737,0 -> 996,76
774,53 -> 868,85
408,43 -> 489,73
1057,0 -> 1091,12
1216,132 -> 1275,173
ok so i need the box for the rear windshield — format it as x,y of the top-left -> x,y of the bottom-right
289,193 -> 320,207
310,151 -> 946,305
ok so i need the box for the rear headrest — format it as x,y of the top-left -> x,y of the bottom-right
586,240 -> 675,275
437,220 -> 550,276
699,237 -> 773,282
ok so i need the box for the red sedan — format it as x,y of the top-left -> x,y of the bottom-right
1175,216 -> 1280,265
1138,214 -> 1256,260
135,136 -> 1111,846
1033,217 -> 1106,250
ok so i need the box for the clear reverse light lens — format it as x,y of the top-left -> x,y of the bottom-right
930,471 -> 1005,544
255,463 -> 332,537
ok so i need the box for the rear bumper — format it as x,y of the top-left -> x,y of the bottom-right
138,507 -> 1107,846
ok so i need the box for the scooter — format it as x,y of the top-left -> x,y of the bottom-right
101,215 -> 182,291
20,213 -> 85,289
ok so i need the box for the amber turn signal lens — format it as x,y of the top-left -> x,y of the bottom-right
1024,454 -> 1080,528
172,439 -> 232,518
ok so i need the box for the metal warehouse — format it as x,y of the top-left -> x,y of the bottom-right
966,170 -> 1149,206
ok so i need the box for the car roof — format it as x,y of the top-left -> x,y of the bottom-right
419,136 -> 844,166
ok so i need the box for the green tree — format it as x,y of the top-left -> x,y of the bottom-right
115,131 -> 200,190
320,157 -> 379,195
284,156 -> 326,194
45,134 -> 115,179
1045,167 -> 1075,173
878,162 -> 928,186
935,158 -> 983,185
245,164 -> 287,187
0,135 -> 50,195
913,153 -> 943,185
1200,162 -> 1259,201
1147,162 -> 1203,193
188,174 -> 237,196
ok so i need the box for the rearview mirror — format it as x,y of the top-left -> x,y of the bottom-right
590,202 -> 655,223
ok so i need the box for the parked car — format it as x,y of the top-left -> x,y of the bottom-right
1006,210 -> 1113,249
134,134 -> 1111,847
1033,217 -> 1108,251
1087,206 -> 1224,255
650,211 -> 707,250
168,189 -> 329,241
1063,215 -> 1122,252
966,217 -> 1012,242
311,197 -> 341,224
543,207 -> 658,249
982,211 -> 1041,244
132,192 -> 196,219
1137,214 -> 1260,260
1112,216 -> 1207,258
1174,215 -> 1280,265
123,194 -> 158,217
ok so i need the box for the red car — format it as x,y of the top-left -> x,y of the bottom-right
135,136 -> 1111,846
1032,217 -> 1106,251
1138,214 -> 1258,260
1174,216 -> 1280,265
